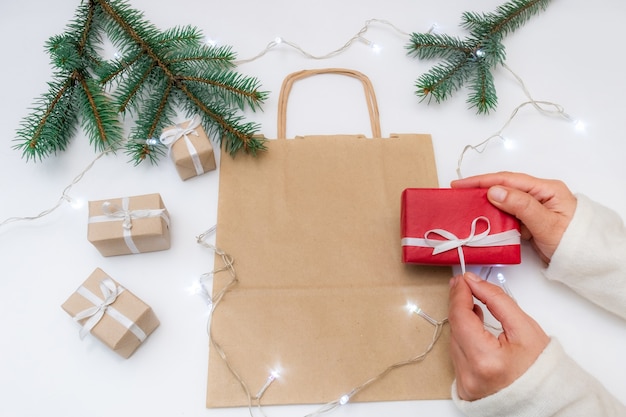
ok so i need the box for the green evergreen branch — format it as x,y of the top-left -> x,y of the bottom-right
407,0 -> 552,113
177,71 -> 267,111
165,45 -> 237,68
484,0 -> 551,37
114,60 -> 157,113
14,78 -> 77,160
76,75 -> 123,150
95,0 -> 268,160
14,0 -> 268,165
14,1 -> 123,161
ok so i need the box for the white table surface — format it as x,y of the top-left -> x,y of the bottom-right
1,1 -> 624,416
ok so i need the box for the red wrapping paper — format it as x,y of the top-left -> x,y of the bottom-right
401,188 -> 521,266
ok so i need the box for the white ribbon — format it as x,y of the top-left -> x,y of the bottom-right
88,197 -> 170,254
159,115 -> 205,176
401,216 -> 521,274
73,278 -> 147,342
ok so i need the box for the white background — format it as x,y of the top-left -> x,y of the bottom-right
1,1 -> 625,416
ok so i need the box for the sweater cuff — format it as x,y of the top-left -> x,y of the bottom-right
451,339 -> 587,417
544,193 -> 626,319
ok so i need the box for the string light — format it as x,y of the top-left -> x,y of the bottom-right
501,136 -> 516,150
0,147 -> 113,230
68,196 -> 85,210
406,302 -> 440,327
456,63 -> 585,178
572,119 -> 586,132
197,227 -> 449,417
496,272 -> 515,301
234,19 -> 413,65
217,16 -> 583,182
255,370 -> 281,399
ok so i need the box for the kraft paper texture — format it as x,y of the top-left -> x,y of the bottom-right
207,69 -> 454,408
87,193 -> 170,257
165,119 -> 216,180
61,268 -> 160,358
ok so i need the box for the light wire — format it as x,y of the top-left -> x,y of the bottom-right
0,147 -> 113,230
235,19 -> 412,65
196,227 -> 448,417
456,63 -> 576,178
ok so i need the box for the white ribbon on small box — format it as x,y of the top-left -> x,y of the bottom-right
401,216 -> 521,274
159,114 -> 205,176
88,197 -> 170,254
72,277 -> 147,342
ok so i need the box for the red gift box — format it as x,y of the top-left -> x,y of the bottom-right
401,188 -> 521,268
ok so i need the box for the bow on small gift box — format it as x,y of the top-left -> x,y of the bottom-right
87,193 -> 171,257
401,188 -> 522,273
61,268 -> 159,358
159,115 -> 216,180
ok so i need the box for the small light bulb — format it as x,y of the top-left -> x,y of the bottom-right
501,136 -> 515,150
255,370 -> 280,399
205,37 -> 217,46
339,394 -> 350,405
64,195 -> 84,210
475,49 -> 486,58
573,119 -> 586,132
427,23 -> 440,34
407,302 -> 439,326
496,272 -> 515,300
187,280 -> 203,295
274,36 -> 283,44
145,137 -> 160,146
371,43 -> 382,53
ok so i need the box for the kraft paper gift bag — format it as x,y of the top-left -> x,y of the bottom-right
207,68 -> 454,408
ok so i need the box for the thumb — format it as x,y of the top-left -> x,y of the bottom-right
487,186 -> 552,236
462,273 -> 530,341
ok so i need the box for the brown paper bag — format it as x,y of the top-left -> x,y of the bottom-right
207,68 -> 453,408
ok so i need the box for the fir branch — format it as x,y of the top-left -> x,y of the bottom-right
467,60 -> 497,114
486,0 -> 552,37
13,2 -> 123,160
157,25 -> 205,48
407,0 -> 552,113
75,75 -> 123,150
177,70 -> 268,111
14,77 -> 77,161
416,55 -> 475,103
176,82 -> 264,154
406,33 -> 470,60
113,58 -> 157,114
15,0 -> 268,165
164,44 -> 237,69
95,0 -> 267,160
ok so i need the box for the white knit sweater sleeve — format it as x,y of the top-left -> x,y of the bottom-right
544,193 -> 626,319
452,193 -> 626,416
452,339 -> 626,416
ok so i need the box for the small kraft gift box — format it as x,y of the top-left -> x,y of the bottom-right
61,268 -> 159,358
88,192 -> 171,257
159,115 -> 217,180
401,188 -> 522,271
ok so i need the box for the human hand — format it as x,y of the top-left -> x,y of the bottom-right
449,272 -> 550,401
451,171 -> 577,263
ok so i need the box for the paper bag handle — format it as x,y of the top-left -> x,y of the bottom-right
277,68 -> 382,139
